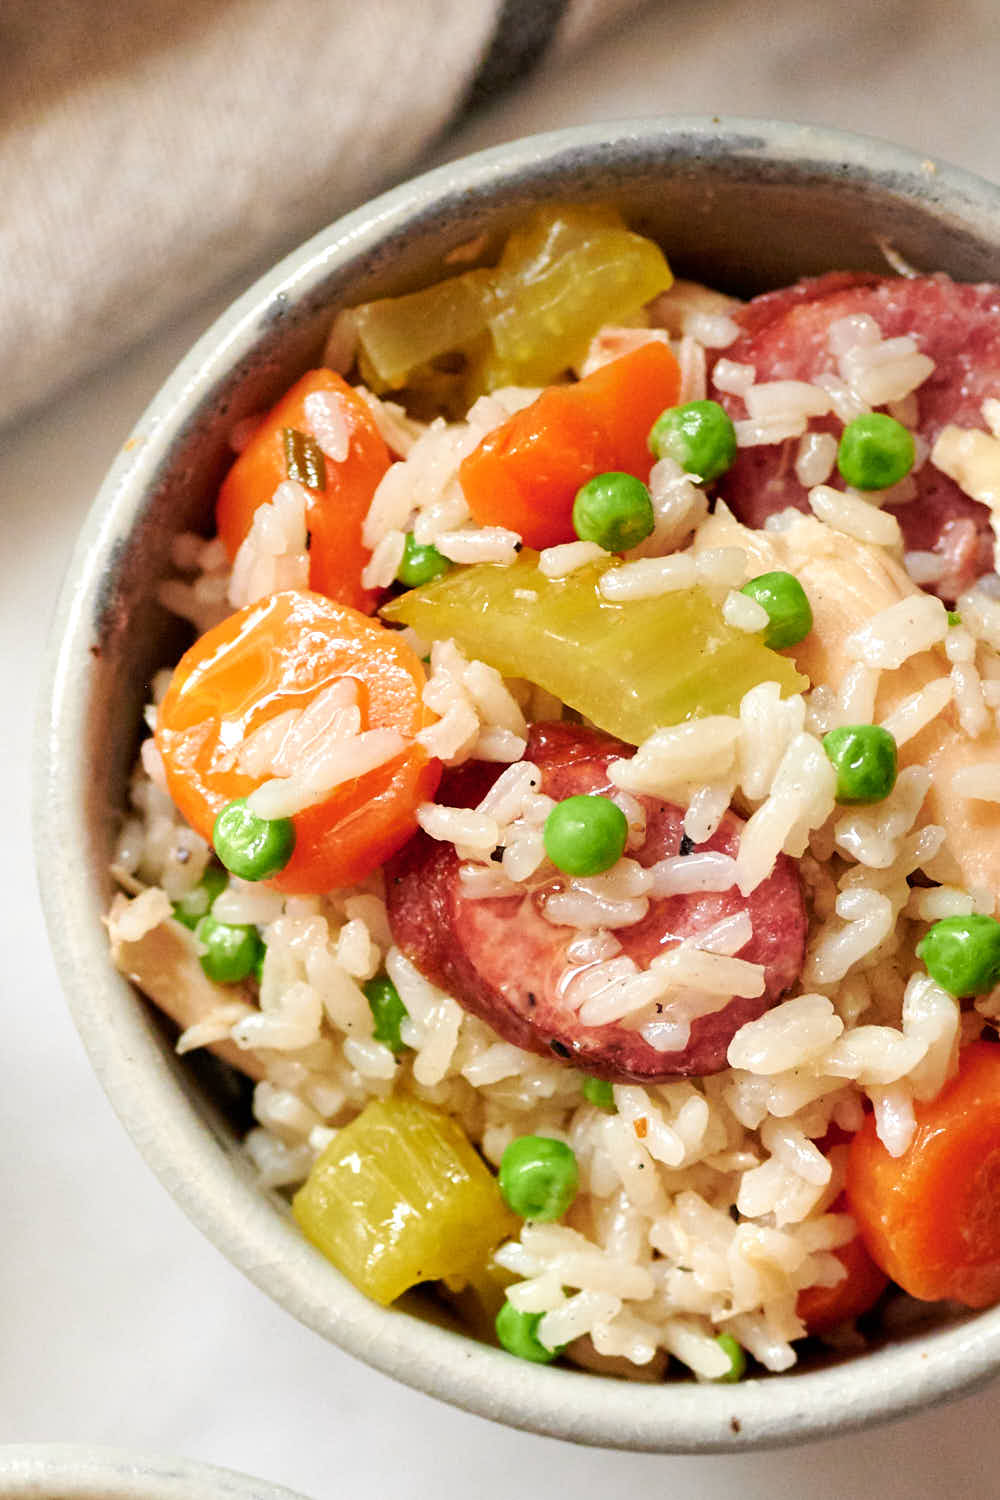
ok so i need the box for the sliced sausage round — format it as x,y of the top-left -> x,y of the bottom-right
712,272 -> 1000,599
385,724 -> 807,1082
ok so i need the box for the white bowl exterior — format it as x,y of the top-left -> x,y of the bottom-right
0,1445 -> 309,1499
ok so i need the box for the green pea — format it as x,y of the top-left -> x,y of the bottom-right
498,1135 -> 579,1221
739,570 -> 813,650
363,974 -> 409,1055
495,1301 -> 565,1363
837,413 -> 915,491
194,914 -> 263,985
213,798 -> 295,882
713,1332 -> 747,1383
171,864 -> 228,929
572,472 -> 655,552
543,795 -> 628,877
822,725 -> 898,804
648,400 -> 737,482
397,533 -> 450,587
947,610 -> 962,627
581,1075 -> 616,1111
916,914 -> 1000,997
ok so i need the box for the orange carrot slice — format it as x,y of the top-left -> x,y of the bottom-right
458,342 -> 681,551
156,590 -> 440,894
845,1041 -> 1000,1308
796,1193 -> 888,1334
216,370 -> 390,613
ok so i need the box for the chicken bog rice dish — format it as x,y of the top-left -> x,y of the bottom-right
108,206 -> 1000,1380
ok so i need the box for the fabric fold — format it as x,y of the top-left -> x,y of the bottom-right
1,0 -> 645,427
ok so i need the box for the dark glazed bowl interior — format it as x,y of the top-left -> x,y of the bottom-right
36,118 -> 1000,1452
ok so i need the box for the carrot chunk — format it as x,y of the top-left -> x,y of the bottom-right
155,590 -> 440,894
845,1041 -> 1000,1308
458,342 -> 681,551
216,370 -> 390,613
796,1194 -> 888,1334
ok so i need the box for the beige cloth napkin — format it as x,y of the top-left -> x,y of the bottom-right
1,0 -> 646,428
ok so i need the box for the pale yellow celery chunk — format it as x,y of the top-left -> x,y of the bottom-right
353,270 -> 494,392
382,552 -> 807,747
350,206 -> 673,402
292,1095 -> 516,1306
482,208 -> 673,389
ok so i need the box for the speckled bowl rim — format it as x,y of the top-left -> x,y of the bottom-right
0,1444 -> 310,1499
35,117 -> 1000,1453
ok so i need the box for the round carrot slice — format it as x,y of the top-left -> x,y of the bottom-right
216,370 -> 391,613
845,1040 -> 1000,1308
796,1194 -> 888,1335
155,590 -> 440,894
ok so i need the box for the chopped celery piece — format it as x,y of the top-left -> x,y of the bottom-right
292,1095 -> 516,1306
350,206 -> 672,402
363,339 -> 493,422
383,552 -> 807,746
353,269 -> 495,391
485,210 -> 673,389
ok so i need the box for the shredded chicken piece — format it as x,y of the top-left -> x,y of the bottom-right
109,911 -> 266,1080
694,505 -> 1000,897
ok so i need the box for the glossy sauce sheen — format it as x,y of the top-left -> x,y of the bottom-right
386,724 -> 807,1082
712,273 -> 1000,599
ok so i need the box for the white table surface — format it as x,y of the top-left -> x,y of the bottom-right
5,3 -> 1000,1494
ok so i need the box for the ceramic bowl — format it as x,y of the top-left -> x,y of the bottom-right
0,1445 -> 308,1499
35,117 -> 1000,1452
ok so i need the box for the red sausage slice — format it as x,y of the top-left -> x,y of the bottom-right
712,273 -> 1000,599
386,724 -> 806,1082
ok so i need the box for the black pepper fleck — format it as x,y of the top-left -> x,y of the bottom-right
549,1039 -> 571,1058
678,833 -> 695,857
490,846 -> 505,863
527,992 -> 537,1008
